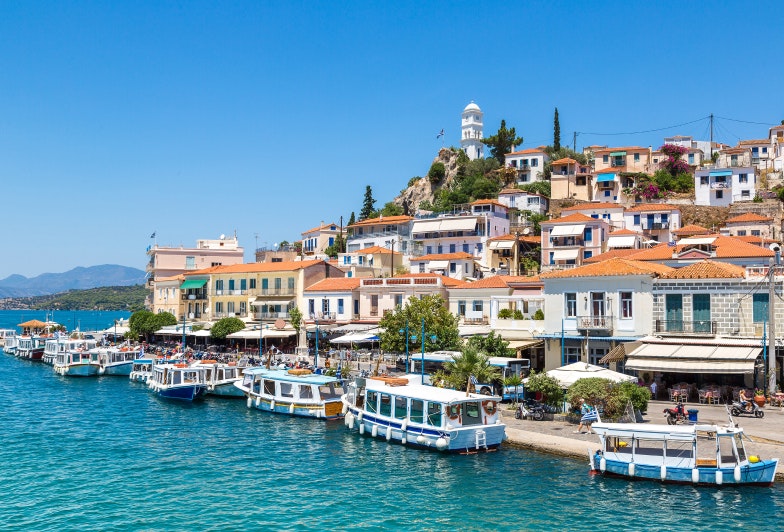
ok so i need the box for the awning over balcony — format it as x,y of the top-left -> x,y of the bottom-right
412,218 -> 477,233
549,224 -> 585,237
489,240 -> 515,250
596,173 -> 616,182
610,151 -> 627,156
427,260 -> 449,269
607,235 -> 636,248
180,279 -> 207,290
624,342 -> 762,374
709,170 -> 733,177
677,237 -> 717,246
506,339 -> 544,349
411,219 -> 442,233
552,248 -> 579,260
250,299 -> 292,307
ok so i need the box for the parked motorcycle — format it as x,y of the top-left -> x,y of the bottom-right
515,399 -> 547,421
730,400 -> 764,418
663,402 -> 689,425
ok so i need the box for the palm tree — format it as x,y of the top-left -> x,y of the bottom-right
442,346 -> 500,394
504,374 -> 523,406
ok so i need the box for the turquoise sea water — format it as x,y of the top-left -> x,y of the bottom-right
2,349 -> 784,529
0,309 -> 131,333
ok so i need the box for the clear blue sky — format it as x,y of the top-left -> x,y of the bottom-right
1,1 -> 781,279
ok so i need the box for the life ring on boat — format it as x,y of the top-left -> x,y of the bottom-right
446,404 -> 461,420
174,363 -> 188,368
482,400 -> 497,415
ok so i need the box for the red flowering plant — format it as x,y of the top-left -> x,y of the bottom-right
659,144 -> 690,175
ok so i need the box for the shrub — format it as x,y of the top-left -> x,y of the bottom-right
498,308 -> 513,319
525,370 -> 563,407
513,309 -> 524,320
532,309 -> 544,320
428,162 -> 446,183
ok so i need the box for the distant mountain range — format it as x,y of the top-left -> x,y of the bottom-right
0,265 -> 147,298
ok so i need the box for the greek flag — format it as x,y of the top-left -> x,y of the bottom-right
150,231 -> 156,239
469,375 -> 478,386
138,346 -> 144,359
581,409 -> 599,423
436,129 -> 445,139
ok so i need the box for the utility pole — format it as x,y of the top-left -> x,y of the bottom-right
573,131 -> 577,153
769,257 -> 778,394
709,113 -> 714,160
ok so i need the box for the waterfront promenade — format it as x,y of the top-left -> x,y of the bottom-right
501,399 -> 784,481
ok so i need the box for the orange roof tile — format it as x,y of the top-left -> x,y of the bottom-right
672,224 -> 710,236
302,222 -> 339,235
304,277 -> 361,292
623,236 -> 774,261
347,215 -> 413,228
625,203 -> 679,212
551,157 -> 577,165
720,147 -> 749,154
471,199 -> 507,209
585,249 -> 644,263
562,202 -> 624,211
592,146 -> 648,154
414,252 -> 473,261
506,148 -> 547,156
737,139 -> 769,145
541,213 -> 596,224
609,228 -> 640,236
661,260 -> 746,279
353,245 -> 401,255
185,259 -> 326,275
734,235 -> 775,247
393,272 -> 465,288
541,258 -> 674,279
725,212 -> 773,224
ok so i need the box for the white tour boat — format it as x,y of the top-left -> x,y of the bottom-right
193,360 -> 246,397
148,363 -> 208,401
2,332 -> 19,356
589,422 -> 779,486
16,336 -> 47,360
0,329 -> 16,349
129,359 -> 154,383
236,367 -> 345,419
341,374 -> 506,453
98,345 -> 141,376
53,339 -> 100,376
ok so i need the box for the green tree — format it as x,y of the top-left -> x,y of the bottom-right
210,317 -> 246,340
481,119 -> 523,165
348,212 -> 356,227
129,310 -> 177,341
289,306 -> 303,346
379,202 -> 404,216
525,370 -> 564,408
360,186 -> 376,220
518,181 -> 551,198
553,107 -> 561,151
428,161 -> 446,183
466,331 -> 511,358
441,346 -> 501,392
378,294 -> 461,353
504,373 -> 523,405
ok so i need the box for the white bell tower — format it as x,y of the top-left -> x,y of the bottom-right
461,101 -> 484,160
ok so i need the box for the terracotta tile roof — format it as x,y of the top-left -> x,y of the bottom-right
551,157 -> 577,165
672,224 -> 710,236
725,212 -> 773,224
471,199 -> 507,209
541,213 -> 596,225
304,277 -> 361,292
459,276 -> 514,289
541,258 -> 674,279
661,260 -> 746,279
592,146 -> 648,154
499,188 -> 545,197
735,235 -> 776,247
506,148 -> 546,156
185,259 -> 326,275
625,203 -> 679,212
347,215 -> 412,228
302,222 -> 339,235
737,139 -> 770,145
353,245 -> 401,255
584,249 -> 644,263
562,202 -> 623,211
720,147 -> 749,154
413,252 -> 473,261
623,236 -> 774,260
488,234 -> 541,245
609,228 -> 640,236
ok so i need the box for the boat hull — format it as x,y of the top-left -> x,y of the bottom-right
344,405 -> 505,452
54,364 -> 99,377
208,382 -> 246,397
246,395 -> 343,419
101,362 -> 133,376
156,385 -> 207,401
591,453 -> 778,486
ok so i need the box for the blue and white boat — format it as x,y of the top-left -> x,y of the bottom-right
236,368 -> 345,419
341,374 -> 506,453
148,363 -> 207,401
16,336 -> 47,360
98,345 -> 141,376
589,422 -> 779,486
0,329 -> 16,352
2,332 -> 19,356
53,339 -> 100,376
129,359 -> 154,383
195,360 -> 246,397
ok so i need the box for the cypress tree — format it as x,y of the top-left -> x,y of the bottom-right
553,108 -> 561,152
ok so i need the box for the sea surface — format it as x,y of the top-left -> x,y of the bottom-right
0,309 -> 131,333
1,349 -> 783,530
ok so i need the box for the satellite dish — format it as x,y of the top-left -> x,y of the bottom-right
274,319 -> 285,329
770,243 -> 780,252
522,228 -> 531,235
220,234 -> 225,240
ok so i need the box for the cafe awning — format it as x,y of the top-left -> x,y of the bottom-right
608,235 -> 636,248
180,279 -> 207,290
610,151 -> 627,156
550,224 -> 585,237
709,170 -> 733,177
624,342 -> 762,374
428,260 -> 449,269
552,248 -> 579,261
596,173 -> 616,182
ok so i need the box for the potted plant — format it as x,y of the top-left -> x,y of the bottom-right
754,389 -> 767,407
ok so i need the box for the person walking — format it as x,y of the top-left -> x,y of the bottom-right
574,399 -> 597,434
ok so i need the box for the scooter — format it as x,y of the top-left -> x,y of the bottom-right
730,400 -> 765,419
663,402 -> 689,425
514,399 -> 547,421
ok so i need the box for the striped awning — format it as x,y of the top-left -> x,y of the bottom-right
624,343 -> 762,374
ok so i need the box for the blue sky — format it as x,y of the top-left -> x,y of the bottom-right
1,1 -> 781,279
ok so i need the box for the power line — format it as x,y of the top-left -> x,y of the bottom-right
577,116 -> 710,136
715,115 -> 779,127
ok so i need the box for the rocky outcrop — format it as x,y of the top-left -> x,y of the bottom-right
393,148 -> 463,214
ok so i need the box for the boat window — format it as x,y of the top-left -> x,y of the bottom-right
410,399 -> 424,423
379,394 -> 392,416
263,379 -> 275,396
462,402 -> 482,426
394,396 -> 407,419
733,433 -> 746,462
664,440 -> 692,460
319,384 -> 341,400
426,402 -> 442,426
606,436 -> 633,454
719,436 -> 737,466
280,383 -> 294,398
633,438 -> 662,457
366,391 -> 378,413
251,376 -> 261,394
172,372 -> 180,385
299,385 -> 313,400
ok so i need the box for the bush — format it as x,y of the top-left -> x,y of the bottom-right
498,308 -> 513,319
532,309 -> 544,320
566,378 -> 651,419
408,176 -> 422,188
428,162 -> 446,183
513,309 -> 524,320
210,317 -> 246,339
525,370 -> 564,407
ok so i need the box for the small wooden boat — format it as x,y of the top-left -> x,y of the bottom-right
148,363 -> 207,401
341,374 -> 506,453
236,367 -> 345,419
589,422 -> 779,486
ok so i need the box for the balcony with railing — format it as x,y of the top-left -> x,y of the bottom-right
576,315 -> 613,333
642,221 -> 668,230
255,310 -> 290,320
655,319 -> 717,336
181,290 -> 208,300
249,288 -> 297,297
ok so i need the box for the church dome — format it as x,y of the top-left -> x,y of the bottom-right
463,101 -> 481,112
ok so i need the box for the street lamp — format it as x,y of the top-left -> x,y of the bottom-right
411,317 -> 437,385
399,319 -> 410,373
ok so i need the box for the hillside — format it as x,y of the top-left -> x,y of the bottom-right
0,285 -> 148,311
0,264 -> 146,298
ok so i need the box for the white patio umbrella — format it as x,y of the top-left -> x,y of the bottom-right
524,362 -> 636,388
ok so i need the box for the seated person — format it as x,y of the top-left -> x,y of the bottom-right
739,389 -> 751,412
